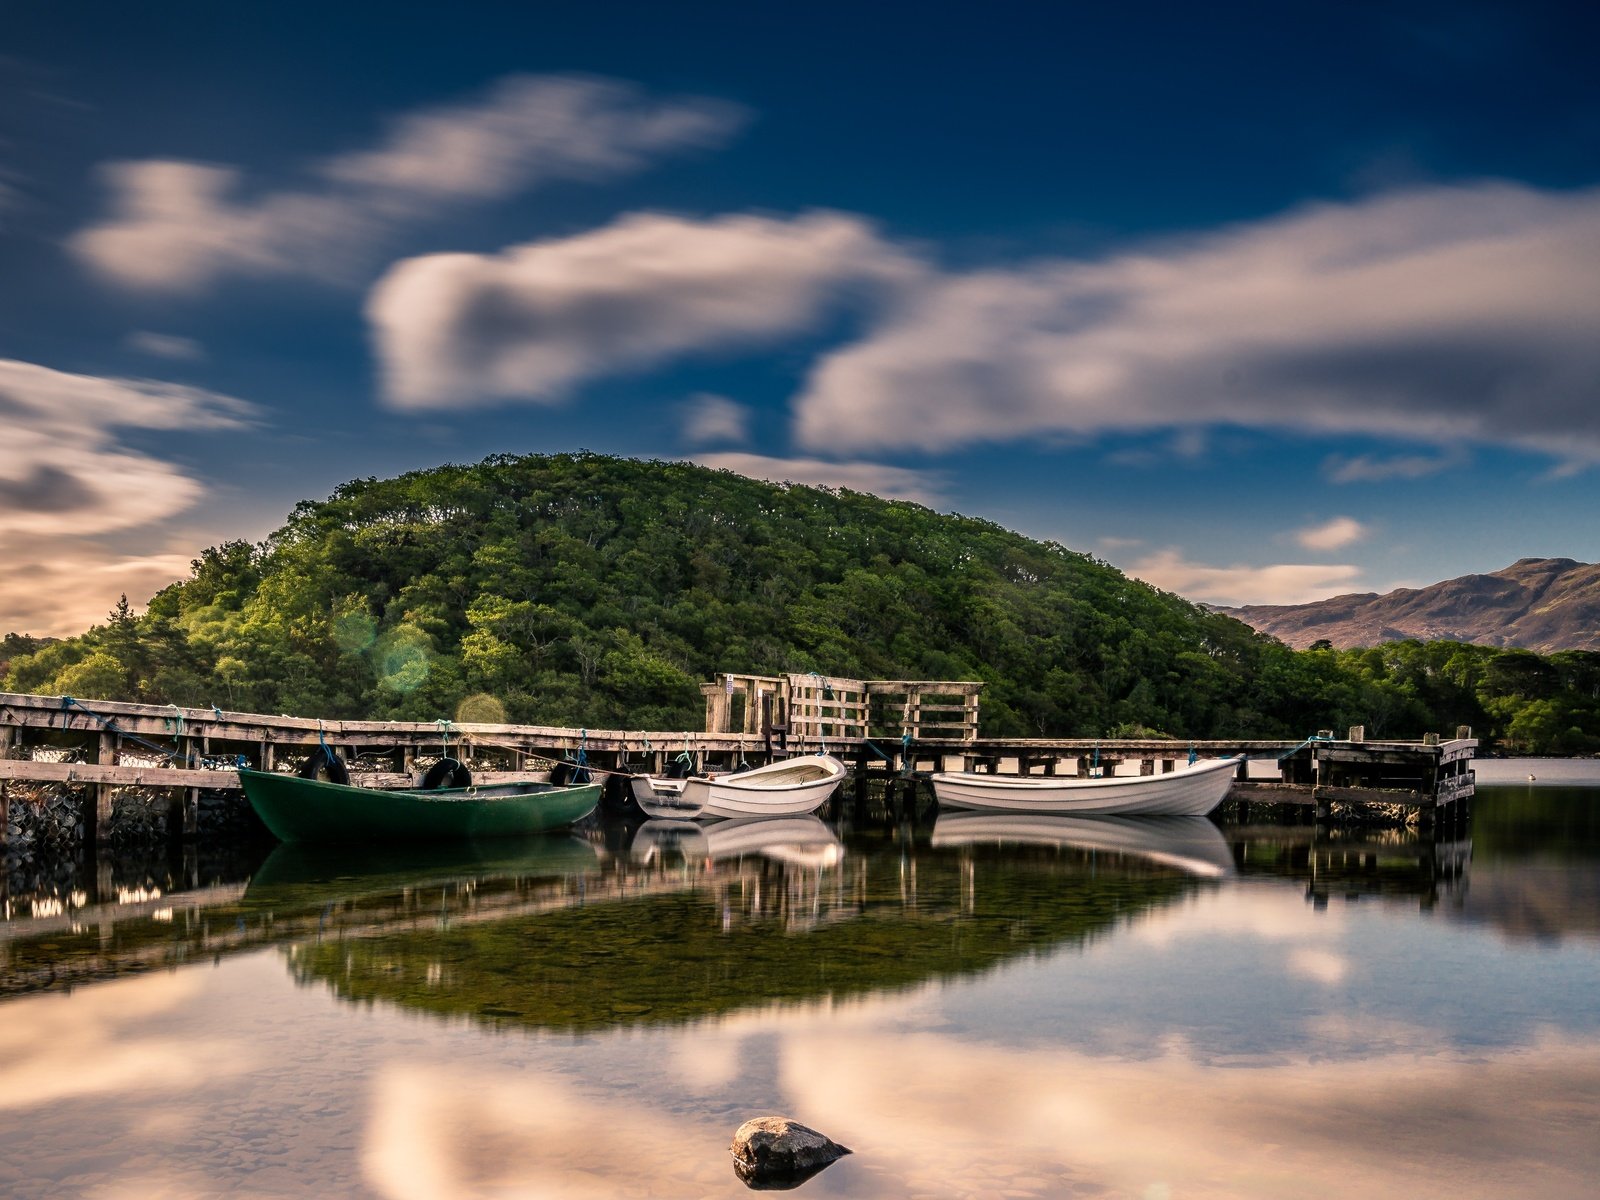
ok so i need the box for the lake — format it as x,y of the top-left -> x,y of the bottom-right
3,767 -> 1598,1198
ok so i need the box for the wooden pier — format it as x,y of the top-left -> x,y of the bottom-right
2,684 -> 1475,850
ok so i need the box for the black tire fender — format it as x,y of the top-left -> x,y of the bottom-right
298,746 -> 350,785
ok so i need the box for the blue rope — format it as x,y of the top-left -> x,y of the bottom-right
1276,732 -> 1336,761
317,720 -> 338,765
1188,742 -> 1197,765
568,728 -> 591,783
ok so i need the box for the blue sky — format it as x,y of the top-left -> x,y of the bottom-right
3,0 -> 1599,636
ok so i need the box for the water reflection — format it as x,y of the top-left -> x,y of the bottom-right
4,780 -> 1600,1198
932,812 -> 1237,878
282,819 -> 1205,1033
631,815 -> 846,871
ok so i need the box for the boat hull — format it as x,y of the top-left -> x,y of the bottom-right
630,776 -> 709,819
634,755 -> 846,819
239,769 -> 601,843
929,756 -> 1239,816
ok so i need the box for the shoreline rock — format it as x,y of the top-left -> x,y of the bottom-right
730,1116 -> 850,1189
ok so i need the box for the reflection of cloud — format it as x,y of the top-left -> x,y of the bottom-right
693,451 -> 947,506
363,1065 -> 735,1199
369,210 -> 918,408
1288,947 -> 1350,984
1129,886 -> 1347,946
794,182 -> 1600,465
0,972 -> 252,1109
782,1031 -> 1600,1199
1123,548 -> 1364,606
1295,516 -> 1367,551
71,75 -> 746,294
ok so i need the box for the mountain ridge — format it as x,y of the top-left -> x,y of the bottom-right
1217,557 -> 1600,652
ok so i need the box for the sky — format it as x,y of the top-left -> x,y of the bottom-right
2,0 -> 1599,637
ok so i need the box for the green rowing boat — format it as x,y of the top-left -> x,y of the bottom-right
238,768 -> 602,843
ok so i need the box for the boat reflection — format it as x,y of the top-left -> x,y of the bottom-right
932,812 -> 1236,878
630,815 -> 845,870
247,835 -> 602,898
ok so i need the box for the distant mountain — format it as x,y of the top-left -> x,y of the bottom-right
1217,558 -> 1600,653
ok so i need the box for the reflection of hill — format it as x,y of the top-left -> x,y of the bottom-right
1,837 -> 607,998
1450,863 -> 1600,943
1444,787 -> 1600,944
284,831 -> 1203,1033
1227,825 -> 1470,910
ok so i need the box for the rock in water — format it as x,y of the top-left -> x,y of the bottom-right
730,1116 -> 851,1188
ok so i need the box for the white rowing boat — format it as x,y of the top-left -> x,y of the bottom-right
929,755 -> 1239,816
631,754 -> 847,819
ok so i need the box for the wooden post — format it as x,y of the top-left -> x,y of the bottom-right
1,780 -> 9,850
1348,725 -> 1365,743
84,731 -> 117,848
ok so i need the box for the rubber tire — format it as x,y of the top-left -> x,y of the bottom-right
601,773 -> 636,815
420,757 -> 472,790
298,746 -> 350,785
664,758 -> 694,779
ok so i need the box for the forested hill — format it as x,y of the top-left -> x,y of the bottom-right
4,453 -> 1598,751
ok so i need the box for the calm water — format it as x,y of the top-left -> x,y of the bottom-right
3,769 -> 1599,1199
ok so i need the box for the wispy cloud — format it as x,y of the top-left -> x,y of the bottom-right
1295,516 -> 1366,551
70,75 -> 747,294
692,452 -> 946,507
0,357 -> 254,634
680,392 -> 750,446
793,182 -> 1600,466
124,331 -> 205,360
1124,548 -> 1364,606
1322,449 -> 1465,483
368,210 -> 920,409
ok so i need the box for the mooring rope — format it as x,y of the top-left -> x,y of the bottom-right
1276,732 -> 1336,761
57,695 -> 237,769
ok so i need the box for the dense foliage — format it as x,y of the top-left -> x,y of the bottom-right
4,453 -> 1597,752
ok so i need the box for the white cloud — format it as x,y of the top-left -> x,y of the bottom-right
0,357 -> 254,635
70,75 -> 746,294
1124,548 -> 1364,606
0,533 -> 205,638
1295,516 -> 1367,551
793,182 -> 1600,464
125,331 -> 205,360
680,392 -> 750,446
693,452 -> 946,507
1322,449 -> 1465,483
368,210 -> 920,409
